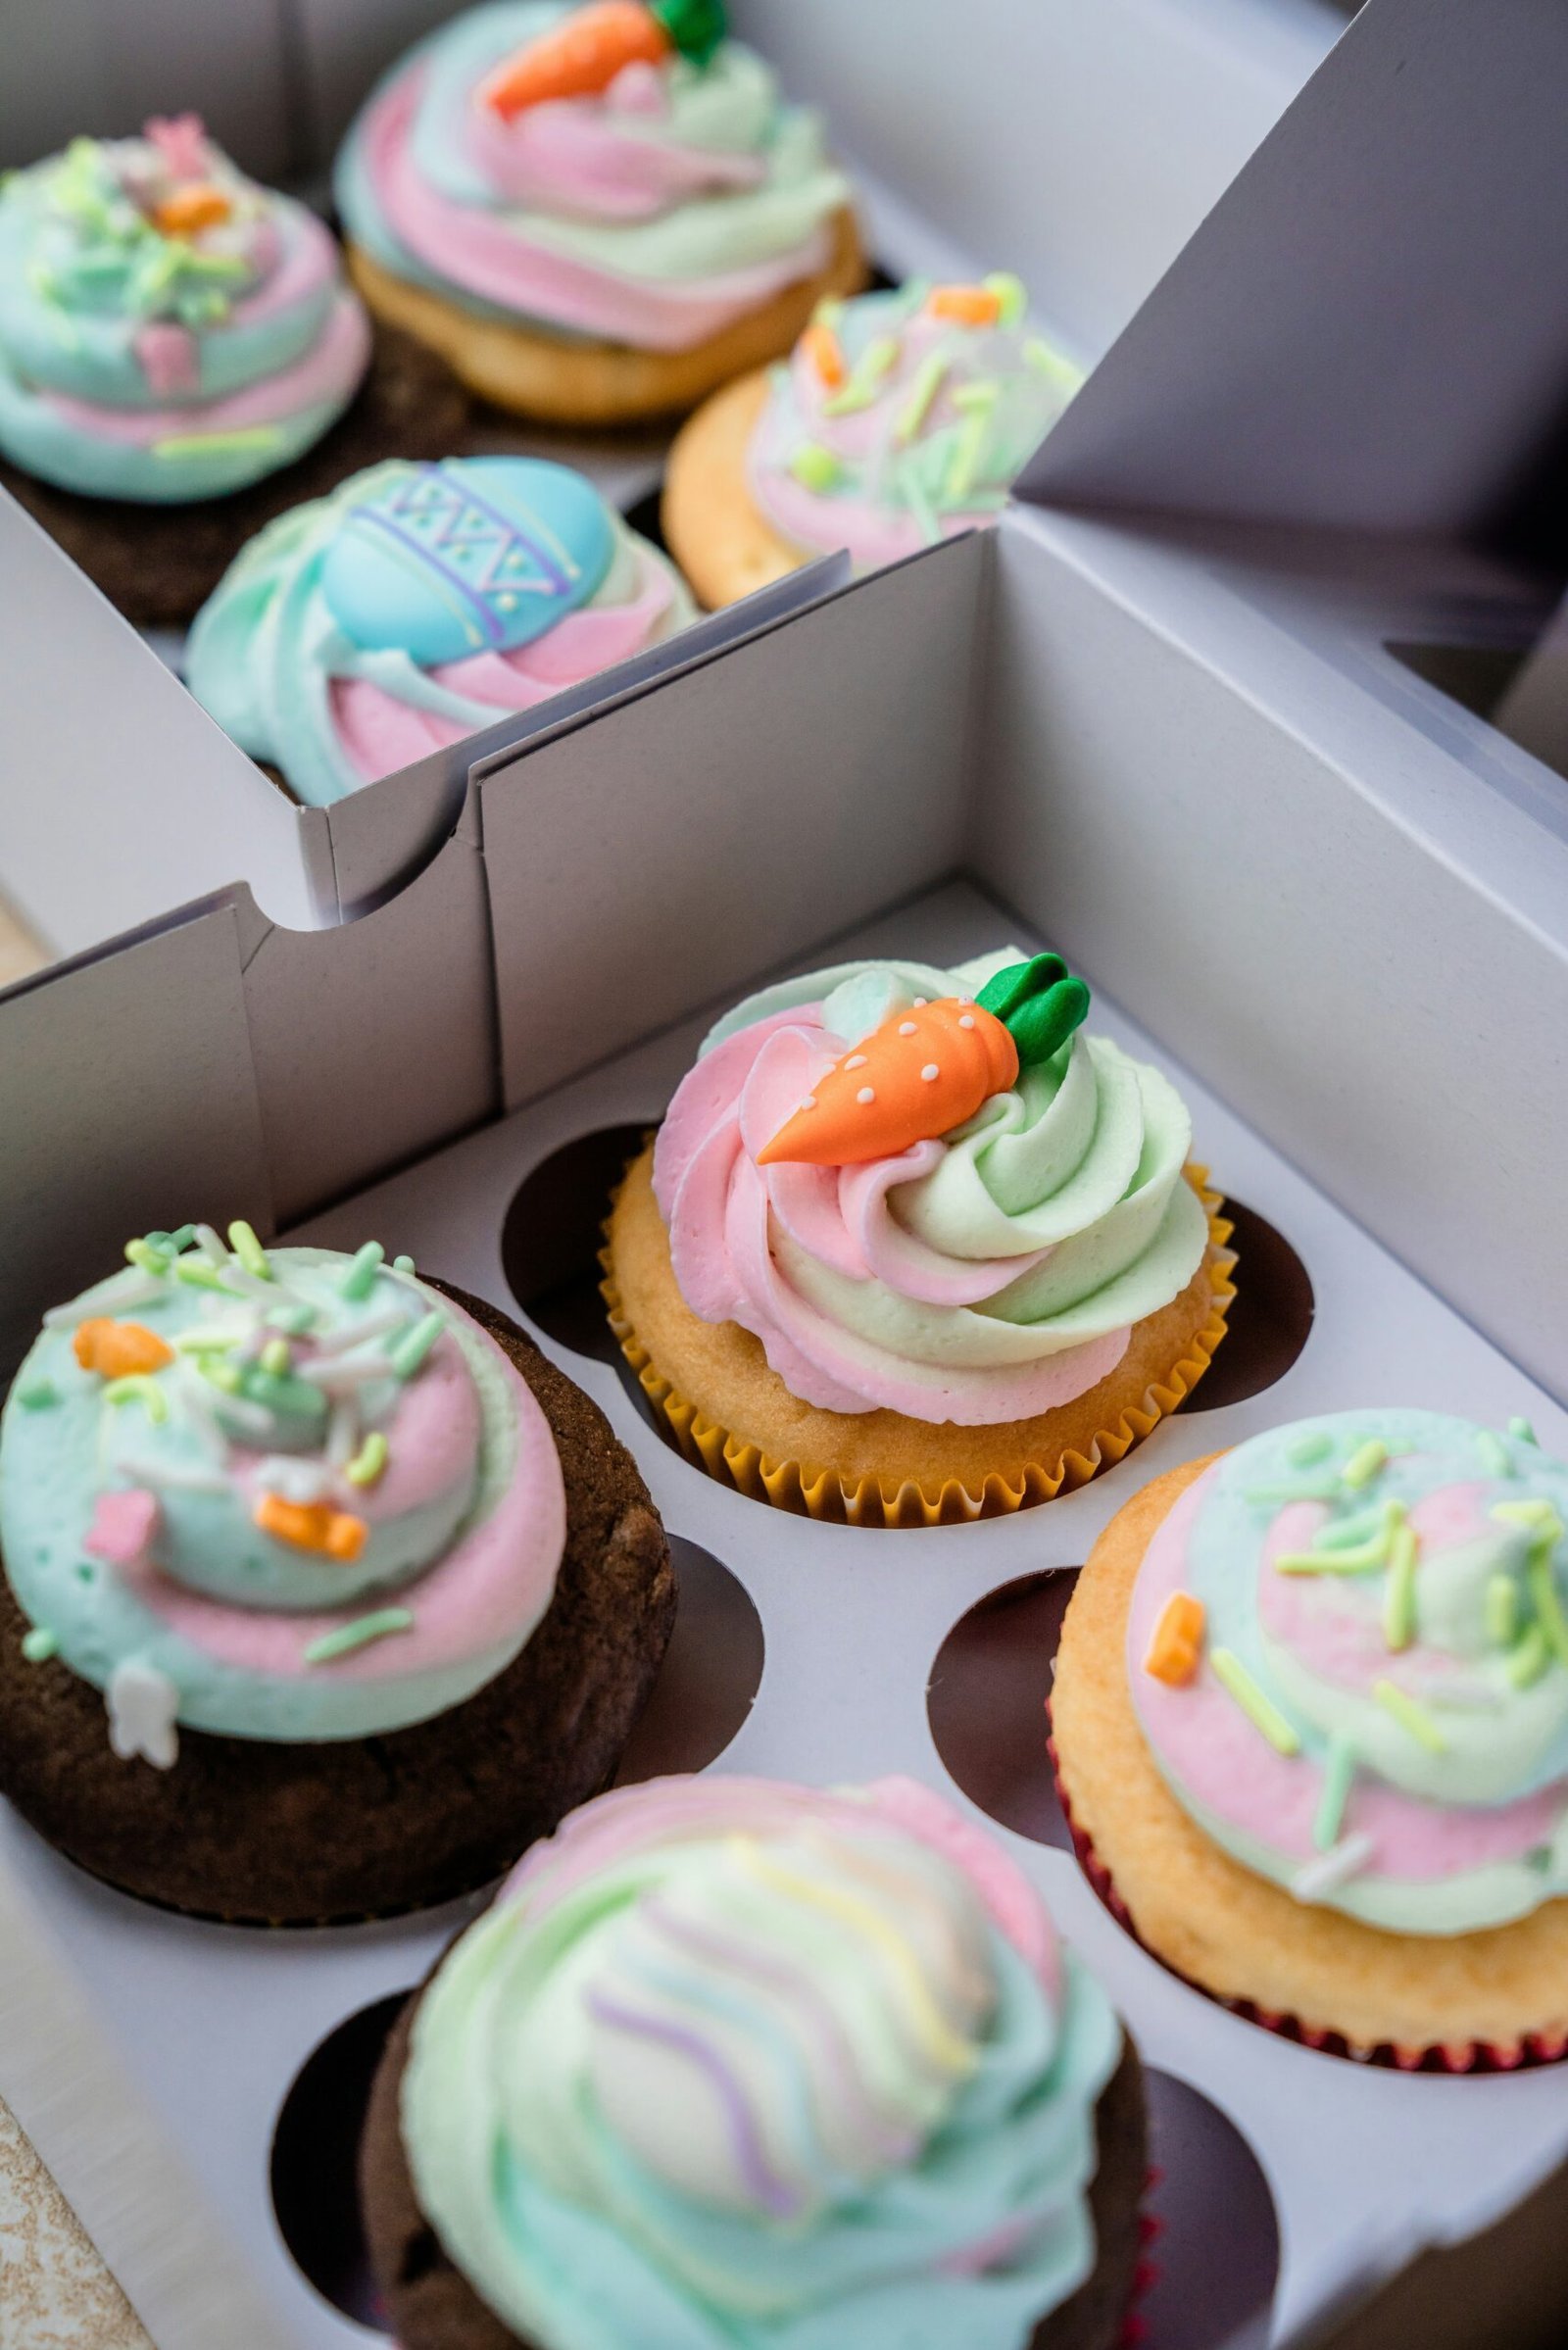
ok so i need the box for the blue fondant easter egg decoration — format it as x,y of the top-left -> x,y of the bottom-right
319,457 -> 615,664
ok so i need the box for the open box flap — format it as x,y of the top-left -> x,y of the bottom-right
1017,0 -> 1568,540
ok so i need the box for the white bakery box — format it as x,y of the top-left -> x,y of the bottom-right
6,2 -> 1568,2347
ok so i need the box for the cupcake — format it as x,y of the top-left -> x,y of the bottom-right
0,117 -> 468,627
603,949 -> 1233,1526
362,1773 -> 1147,2350
334,1 -> 865,425
0,1224 -> 674,1923
1051,1410 -> 1568,2064
183,453 -> 696,806
664,275 -> 1083,607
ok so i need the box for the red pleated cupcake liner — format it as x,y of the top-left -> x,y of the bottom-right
1045,1732 -> 1568,2075
1120,2179 -> 1163,2348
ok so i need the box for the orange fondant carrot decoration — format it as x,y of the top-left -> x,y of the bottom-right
1143,1591 -> 1206,1686
254,1494 -> 368,1564
757,954 -> 1091,1169
153,184 -> 232,235
801,320 -> 846,390
74,1319 -> 174,1379
927,284 -> 1003,326
477,0 -> 724,118
758,1000 -> 1015,1168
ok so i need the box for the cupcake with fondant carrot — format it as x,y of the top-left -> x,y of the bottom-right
333,0 -> 865,425
664,274 -> 1082,607
0,1222 -> 674,1923
0,117 -> 467,627
362,1772 -> 1148,2350
1051,1410 -> 1568,2065
603,948 -> 1233,1526
184,453 -> 696,806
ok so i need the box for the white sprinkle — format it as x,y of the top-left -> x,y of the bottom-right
801,1095 -> 817,1110
327,1399 -> 360,1468
958,1013 -> 976,1029
171,1360 -> 229,1458
115,1454 -> 229,1495
913,997 -> 928,1007
255,1455 -> 332,1504
921,1063 -> 941,1081
43,1271 -> 163,1329
308,1307 -> 405,1360
215,1392 -> 274,1439
193,1224 -> 229,1264
1291,1833 -> 1376,1904
300,1353 -> 394,1392
106,1660 -> 179,1770
857,1087 -> 876,1105
898,1021 -> 918,1036
846,1053 -> 867,1070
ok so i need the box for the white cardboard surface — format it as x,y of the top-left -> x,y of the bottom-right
1022,0 -> 1568,535
6,878 -> 1566,2350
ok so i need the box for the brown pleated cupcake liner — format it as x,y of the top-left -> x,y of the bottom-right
601,1169 -> 1235,1529
1046,1732 -> 1568,2075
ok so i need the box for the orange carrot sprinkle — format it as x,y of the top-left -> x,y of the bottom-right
927,284 -> 1003,326
153,184 -> 232,235
74,1319 -> 174,1379
758,999 -> 1018,1168
254,1494 -> 368,1564
800,321 -> 847,390
1144,1591 -> 1206,1686
477,1 -> 670,117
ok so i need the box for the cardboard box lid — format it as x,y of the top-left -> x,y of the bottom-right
1018,0 -> 1568,539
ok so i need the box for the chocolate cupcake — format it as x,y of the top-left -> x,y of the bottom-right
0,116 -> 467,627
0,1223 -> 674,1923
362,1773 -> 1147,2350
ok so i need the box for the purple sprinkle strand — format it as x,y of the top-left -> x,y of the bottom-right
586,1990 -> 799,2218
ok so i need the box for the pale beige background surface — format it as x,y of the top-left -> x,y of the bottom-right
0,2095 -> 151,2348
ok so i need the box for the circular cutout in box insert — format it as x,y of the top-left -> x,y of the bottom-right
1182,1198 -> 1313,1413
1143,2067 -> 1279,2350
270,1991 -> 405,2331
927,1569 -> 1078,1849
502,1122 -> 652,1366
616,1535 -> 764,1784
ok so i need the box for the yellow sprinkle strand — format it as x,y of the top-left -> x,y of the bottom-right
1342,1440 -> 1389,1491
1506,1624 -> 1551,1689
1209,1648 -> 1300,1755
1382,1523 -> 1420,1651
734,1843 -> 975,2075
227,1219 -> 271,1281
1527,1539 -> 1568,1667
1373,1680 -> 1446,1753
346,1432 -> 389,1489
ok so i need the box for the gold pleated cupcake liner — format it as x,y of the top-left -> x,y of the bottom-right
600,1169 -> 1235,1529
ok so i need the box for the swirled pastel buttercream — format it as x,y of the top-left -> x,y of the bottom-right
0,1230 -> 564,1750
1130,1410 -> 1568,1934
651,950 -> 1210,1425
184,454 -> 695,805
334,2 -> 850,352
0,119 -> 368,501
747,278 -> 1082,569
402,1773 -> 1123,2350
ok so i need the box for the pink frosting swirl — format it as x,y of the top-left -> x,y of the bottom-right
652,1004 -> 1130,1424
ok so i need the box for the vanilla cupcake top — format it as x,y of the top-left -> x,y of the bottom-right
401,1773 -> 1123,2350
0,1226 -> 564,1760
746,278 -> 1082,570
184,454 -> 696,806
1131,1410 -> 1568,1934
0,118 -> 368,501
335,0 -> 850,354
652,949 -> 1210,1425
